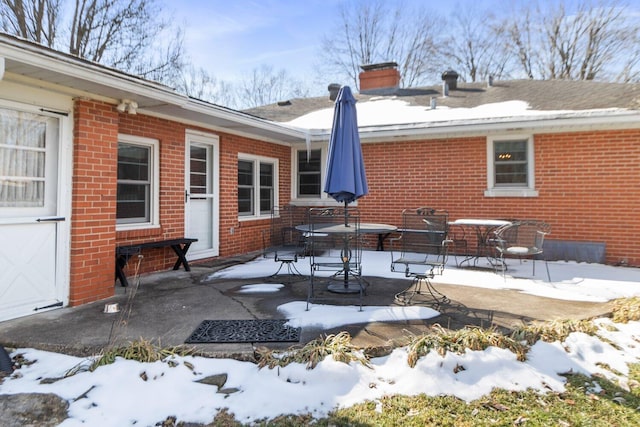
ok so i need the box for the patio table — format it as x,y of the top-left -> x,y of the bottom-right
295,223 -> 397,250
449,219 -> 510,268
295,222 -> 397,293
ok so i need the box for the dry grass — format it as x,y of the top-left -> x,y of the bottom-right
255,310 -> 635,373
611,297 -> 640,323
256,331 -> 370,370
406,324 -> 528,367
89,338 -> 197,371
510,318 -> 598,345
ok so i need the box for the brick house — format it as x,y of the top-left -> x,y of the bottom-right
1,35 -> 639,321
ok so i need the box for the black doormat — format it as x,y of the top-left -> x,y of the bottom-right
185,319 -> 301,344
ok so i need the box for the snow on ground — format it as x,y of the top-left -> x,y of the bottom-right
2,251 -> 640,426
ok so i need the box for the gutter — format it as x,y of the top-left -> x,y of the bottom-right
289,109 -> 640,143
184,97 -> 307,140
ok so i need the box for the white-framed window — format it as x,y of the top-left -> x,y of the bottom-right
238,154 -> 278,219
116,134 -> 159,229
297,148 -> 322,197
290,145 -> 342,206
485,135 -> 538,197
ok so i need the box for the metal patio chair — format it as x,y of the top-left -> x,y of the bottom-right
491,220 -> 551,282
262,204 -> 307,282
306,207 -> 364,310
390,207 -> 452,306
448,222 -> 469,267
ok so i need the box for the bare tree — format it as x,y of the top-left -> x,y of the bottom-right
0,0 -> 60,46
236,65 -> 310,109
1,0 -> 185,83
174,64 -> 237,108
505,4 -> 536,79
615,32 -> 640,82
317,0 -> 444,89
506,0 -> 640,81
443,5 -> 513,82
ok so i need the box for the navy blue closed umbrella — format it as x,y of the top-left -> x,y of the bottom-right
324,86 -> 368,293
324,85 -> 368,216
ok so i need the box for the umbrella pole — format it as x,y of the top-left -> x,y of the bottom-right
343,200 -> 349,286
344,200 -> 348,227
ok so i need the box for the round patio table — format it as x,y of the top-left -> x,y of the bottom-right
295,222 -> 397,293
449,218 -> 511,268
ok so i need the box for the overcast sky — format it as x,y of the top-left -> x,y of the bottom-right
170,0 -> 640,87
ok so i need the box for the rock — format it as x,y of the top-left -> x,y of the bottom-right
196,373 -> 227,388
0,393 -> 68,427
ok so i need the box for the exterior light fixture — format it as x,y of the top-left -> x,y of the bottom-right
116,99 -> 138,114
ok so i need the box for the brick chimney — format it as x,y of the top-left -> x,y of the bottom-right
359,62 -> 400,91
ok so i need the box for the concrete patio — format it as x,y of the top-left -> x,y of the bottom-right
0,254 -> 615,359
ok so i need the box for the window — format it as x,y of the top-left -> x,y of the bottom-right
485,136 -> 538,197
238,154 -> 278,218
117,135 -> 159,227
297,149 -> 321,197
0,108 -> 51,208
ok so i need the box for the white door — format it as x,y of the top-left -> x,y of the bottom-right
185,131 -> 219,259
0,104 -> 68,321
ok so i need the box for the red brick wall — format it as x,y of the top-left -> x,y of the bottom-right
115,112 -> 188,275
356,130 -> 640,265
69,98 -> 640,308
70,100 -> 118,306
115,118 -> 291,275
217,134 -> 291,256
69,99 -> 291,305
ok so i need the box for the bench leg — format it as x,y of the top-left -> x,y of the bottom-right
171,242 -> 193,271
115,255 -> 131,287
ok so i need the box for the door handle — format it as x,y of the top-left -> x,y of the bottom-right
36,217 -> 66,222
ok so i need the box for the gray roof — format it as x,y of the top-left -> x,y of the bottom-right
244,79 -> 640,123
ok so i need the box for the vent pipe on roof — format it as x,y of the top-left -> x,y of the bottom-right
328,83 -> 341,101
488,75 -> 494,87
442,82 -> 449,97
441,69 -> 458,90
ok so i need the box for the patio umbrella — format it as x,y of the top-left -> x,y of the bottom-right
323,85 -> 368,294
324,85 -> 368,223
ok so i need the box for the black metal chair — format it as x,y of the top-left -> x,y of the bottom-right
448,222 -> 469,267
491,220 -> 551,281
306,207 -> 364,310
262,204 -> 307,282
390,207 -> 452,306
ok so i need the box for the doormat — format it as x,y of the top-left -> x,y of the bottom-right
185,319 -> 300,344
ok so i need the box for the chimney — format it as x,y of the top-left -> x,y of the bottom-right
359,62 -> 400,92
441,69 -> 459,90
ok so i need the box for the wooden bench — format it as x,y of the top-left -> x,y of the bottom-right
115,238 -> 198,287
